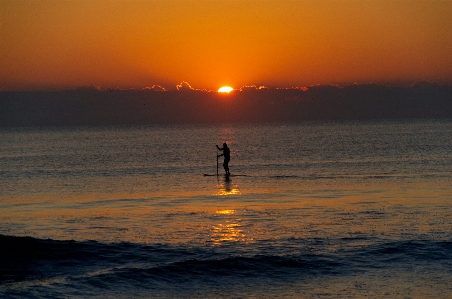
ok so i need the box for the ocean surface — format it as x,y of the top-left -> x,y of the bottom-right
1,119 -> 452,298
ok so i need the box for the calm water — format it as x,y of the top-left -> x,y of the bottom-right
1,120 -> 452,298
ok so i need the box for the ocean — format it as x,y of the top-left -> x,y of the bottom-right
1,119 -> 452,298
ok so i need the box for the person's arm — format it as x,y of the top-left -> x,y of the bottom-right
216,145 -> 223,157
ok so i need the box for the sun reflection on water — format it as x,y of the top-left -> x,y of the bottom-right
216,209 -> 236,215
210,209 -> 253,245
216,178 -> 241,196
211,223 -> 245,244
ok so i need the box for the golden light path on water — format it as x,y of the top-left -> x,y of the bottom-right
211,179 -> 248,245
215,177 -> 241,196
2,177 -> 451,248
211,209 -> 252,245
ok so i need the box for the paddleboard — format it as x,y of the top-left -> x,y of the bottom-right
203,174 -> 247,177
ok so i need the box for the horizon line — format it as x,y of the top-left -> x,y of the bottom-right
2,80 -> 450,93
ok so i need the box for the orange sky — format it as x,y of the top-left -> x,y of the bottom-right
1,0 -> 452,91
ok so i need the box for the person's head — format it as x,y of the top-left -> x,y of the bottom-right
223,143 -> 227,147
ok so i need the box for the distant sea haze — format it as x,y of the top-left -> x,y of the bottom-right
1,83 -> 452,127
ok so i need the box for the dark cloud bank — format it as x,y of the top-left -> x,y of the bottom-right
1,83 -> 451,127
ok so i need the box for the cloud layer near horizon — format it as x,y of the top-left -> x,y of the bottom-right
2,83 -> 451,127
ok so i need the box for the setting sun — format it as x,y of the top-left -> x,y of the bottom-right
218,86 -> 234,93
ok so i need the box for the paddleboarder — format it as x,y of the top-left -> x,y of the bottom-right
216,143 -> 230,176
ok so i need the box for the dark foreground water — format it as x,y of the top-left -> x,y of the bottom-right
1,120 -> 452,298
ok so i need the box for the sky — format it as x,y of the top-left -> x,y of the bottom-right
1,0 -> 452,91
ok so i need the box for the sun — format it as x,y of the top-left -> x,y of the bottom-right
218,86 -> 234,93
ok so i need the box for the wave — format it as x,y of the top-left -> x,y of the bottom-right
2,234 -> 451,288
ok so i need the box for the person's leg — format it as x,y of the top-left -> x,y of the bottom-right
224,159 -> 230,175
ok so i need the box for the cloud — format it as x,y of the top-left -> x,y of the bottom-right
175,81 -> 211,92
237,85 -> 270,91
143,85 -> 167,91
73,85 -> 101,91
175,81 -> 195,91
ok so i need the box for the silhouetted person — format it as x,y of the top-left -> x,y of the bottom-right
216,143 -> 230,176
